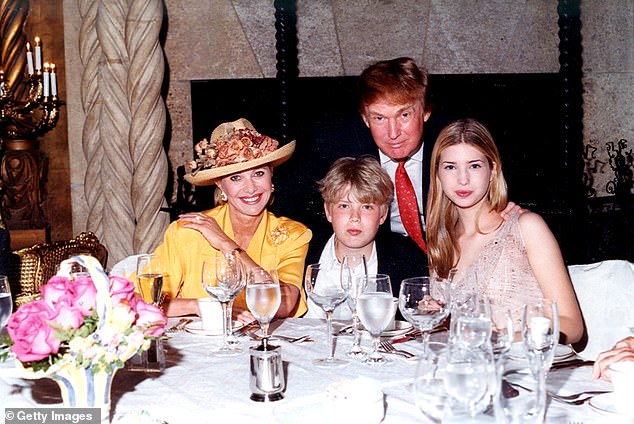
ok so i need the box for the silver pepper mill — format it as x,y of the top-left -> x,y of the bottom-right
249,343 -> 285,402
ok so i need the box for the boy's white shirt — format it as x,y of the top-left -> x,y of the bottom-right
304,234 -> 378,319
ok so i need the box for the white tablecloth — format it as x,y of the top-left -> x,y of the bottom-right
0,318 -> 617,423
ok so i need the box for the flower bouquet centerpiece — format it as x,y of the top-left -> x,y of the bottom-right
0,255 -> 167,423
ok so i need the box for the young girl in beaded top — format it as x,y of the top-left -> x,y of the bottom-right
426,118 -> 583,344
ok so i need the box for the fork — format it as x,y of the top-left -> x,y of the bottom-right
166,318 -> 192,333
379,340 -> 416,359
247,331 -> 313,343
507,381 -> 608,405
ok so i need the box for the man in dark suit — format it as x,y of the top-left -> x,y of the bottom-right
356,57 -> 437,283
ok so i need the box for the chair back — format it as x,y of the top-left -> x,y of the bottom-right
10,232 -> 108,308
110,254 -> 146,280
569,260 -> 634,359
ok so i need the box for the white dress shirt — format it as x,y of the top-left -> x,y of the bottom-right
304,234 -> 378,319
379,143 -> 426,235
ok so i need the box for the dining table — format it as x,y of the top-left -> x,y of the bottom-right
0,317 -> 619,423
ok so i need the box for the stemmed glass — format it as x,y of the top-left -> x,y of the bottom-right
340,254 -> 367,358
522,299 -> 559,422
202,253 -> 246,356
444,346 -> 493,419
0,276 -> 12,334
304,263 -> 348,367
246,267 -> 281,348
453,295 -> 492,350
413,352 -> 454,423
490,303 -> 515,360
136,254 -> 163,306
357,274 -> 394,366
399,276 -> 450,358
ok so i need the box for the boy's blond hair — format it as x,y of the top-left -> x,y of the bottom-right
318,156 -> 393,208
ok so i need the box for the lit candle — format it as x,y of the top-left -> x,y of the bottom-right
26,42 -> 35,75
50,63 -> 57,96
43,63 -> 50,97
34,36 -> 42,71
0,70 -> 4,96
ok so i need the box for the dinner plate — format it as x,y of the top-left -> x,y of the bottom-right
508,342 -> 575,362
360,320 -> 413,338
589,392 -> 619,415
381,320 -> 414,337
185,320 -> 244,336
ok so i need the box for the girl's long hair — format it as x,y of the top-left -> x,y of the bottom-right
426,118 -> 508,278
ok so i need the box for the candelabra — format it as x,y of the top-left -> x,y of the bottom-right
0,35 -> 63,229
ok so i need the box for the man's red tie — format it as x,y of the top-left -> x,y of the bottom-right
395,161 -> 427,253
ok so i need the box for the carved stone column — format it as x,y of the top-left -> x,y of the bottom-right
78,0 -> 169,264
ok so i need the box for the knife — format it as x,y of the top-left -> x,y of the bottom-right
550,359 -> 594,370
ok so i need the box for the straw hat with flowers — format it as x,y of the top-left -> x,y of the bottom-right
184,118 -> 295,186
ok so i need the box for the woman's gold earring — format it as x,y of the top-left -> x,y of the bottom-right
220,191 -> 228,202
271,184 -> 275,193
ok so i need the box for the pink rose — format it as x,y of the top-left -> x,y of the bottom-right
48,298 -> 85,330
7,301 -> 61,362
109,276 -> 135,305
40,276 -> 74,306
134,300 -> 167,337
71,276 -> 97,316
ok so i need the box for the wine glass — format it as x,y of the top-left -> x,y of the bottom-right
444,346 -> 493,418
453,295 -> 492,350
304,263 -> 348,367
246,267 -> 281,348
413,352 -> 454,423
136,254 -> 163,306
399,276 -> 450,358
521,299 -> 559,422
340,254 -> 367,358
0,276 -> 12,332
357,274 -> 394,366
490,303 -> 514,360
202,253 -> 246,356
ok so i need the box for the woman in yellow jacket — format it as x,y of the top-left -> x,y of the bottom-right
154,118 -> 311,320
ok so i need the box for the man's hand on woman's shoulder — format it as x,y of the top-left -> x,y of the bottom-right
500,201 -> 527,220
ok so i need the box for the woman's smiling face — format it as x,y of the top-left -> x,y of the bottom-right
217,166 -> 273,217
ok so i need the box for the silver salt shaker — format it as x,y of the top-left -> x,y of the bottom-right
249,343 -> 285,402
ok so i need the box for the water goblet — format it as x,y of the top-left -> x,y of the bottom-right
521,299 -> 559,422
246,267 -> 281,348
202,253 -> 246,356
399,276 -> 450,358
357,274 -> 394,366
490,304 -> 514,360
340,254 -> 367,358
454,294 -> 492,350
413,351 -> 454,423
0,276 -> 12,332
136,254 -> 163,306
444,345 -> 493,419
304,263 -> 348,367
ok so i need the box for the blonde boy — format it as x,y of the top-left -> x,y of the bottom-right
305,156 -> 393,319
